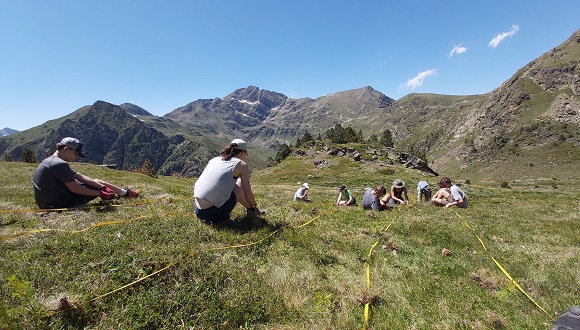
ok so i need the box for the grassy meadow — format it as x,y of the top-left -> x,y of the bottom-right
1,155 -> 578,329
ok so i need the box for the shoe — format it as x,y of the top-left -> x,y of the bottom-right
247,207 -> 265,216
124,188 -> 139,198
551,306 -> 580,330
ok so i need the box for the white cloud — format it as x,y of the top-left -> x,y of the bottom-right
449,44 -> 468,58
404,69 -> 437,90
489,25 -> 519,48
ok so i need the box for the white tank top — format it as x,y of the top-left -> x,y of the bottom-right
194,156 -> 241,207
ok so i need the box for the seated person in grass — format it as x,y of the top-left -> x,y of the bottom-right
336,184 -> 356,206
384,179 -> 409,206
32,137 -> 139,209
551,305 -> 580,330
194,139 -> 262,224
362,185 -> 390,211
417,180 -> 432,202
430,177 -> 468,208
293,183 -> 311,202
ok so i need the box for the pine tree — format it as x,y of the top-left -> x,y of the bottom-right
301,132 -> 314,143
357,129 -> 364,143
380,129 -> 394,148
367,134 -> 379,145
295,137 -> 301,148
21,146 -> 36,163
274,143 -> 292,163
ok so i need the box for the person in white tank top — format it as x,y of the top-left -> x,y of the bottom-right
193,139 -> 262,223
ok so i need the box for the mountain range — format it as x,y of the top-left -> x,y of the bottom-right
1,29 -> 578,180
0,128 -> 18,137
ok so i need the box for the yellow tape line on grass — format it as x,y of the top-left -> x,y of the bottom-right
362,211 -> 397,330
0,215 -> 157,243
453,211 -> 554,321
42,209 -> 337,318
0,196 -> 187,214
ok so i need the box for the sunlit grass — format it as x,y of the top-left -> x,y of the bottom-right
1,160 -> 578,329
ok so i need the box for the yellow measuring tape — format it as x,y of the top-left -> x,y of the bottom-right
362,210 -> 397,330
41,209 -> 337,318
0,215 -> 159,243
453,211 -> 555,321
0,195 -> 188,214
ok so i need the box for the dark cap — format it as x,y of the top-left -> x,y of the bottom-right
60,137 -> 85,158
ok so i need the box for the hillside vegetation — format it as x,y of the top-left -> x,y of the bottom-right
2,29 -> 578,182
1,152 -> 578,329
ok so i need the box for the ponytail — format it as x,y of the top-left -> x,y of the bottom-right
221,144 -> 244,160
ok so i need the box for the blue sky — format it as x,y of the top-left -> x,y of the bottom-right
1,1 -> 579,131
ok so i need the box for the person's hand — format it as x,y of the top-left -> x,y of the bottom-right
99,190 -> 113,200
444,203 -> 452,208
100,185 -> 115,194
400,201 -> 406,205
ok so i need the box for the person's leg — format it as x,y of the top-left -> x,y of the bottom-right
95,179 -> 139,197
431,188 -> 450,206
417,190 -> 422,202
60,184 -> 99,208
233,178 -> 250,208
194,192 -> 237,223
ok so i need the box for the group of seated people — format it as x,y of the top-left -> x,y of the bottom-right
294,177 -> 468,211
361,177 -> 468,211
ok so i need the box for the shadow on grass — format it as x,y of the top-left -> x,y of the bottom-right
201,214 -> 283,233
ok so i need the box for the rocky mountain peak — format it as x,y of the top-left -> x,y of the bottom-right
119,103 -> 154,116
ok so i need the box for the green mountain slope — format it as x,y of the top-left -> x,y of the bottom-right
2,30 -> 578,181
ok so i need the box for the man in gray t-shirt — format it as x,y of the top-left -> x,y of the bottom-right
32,137 -> 139,209
33,155 -> 92,208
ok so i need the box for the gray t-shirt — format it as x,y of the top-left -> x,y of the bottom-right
450,185 -> 468,208
362,188 -> 381,211
33,155 -> 76,208
194,156 -> 241,207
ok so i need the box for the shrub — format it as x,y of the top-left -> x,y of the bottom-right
377,167 -> 396,176
132,160 -> 158,178
21,146 -> 36,163
500,182 -> 511,189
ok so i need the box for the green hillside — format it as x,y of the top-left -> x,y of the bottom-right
1,152 -> 578,329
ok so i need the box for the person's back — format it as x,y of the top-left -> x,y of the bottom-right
294,183 -> 310,201
362,186 -> 387,211
417,180 -> 432,202
33,155 -> 76,208
450,184 -> 468,208
293,187 -> 305,201
194,156 -> 241,207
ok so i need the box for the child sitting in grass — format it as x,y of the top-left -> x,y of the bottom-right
362,185 -> 390,211
336,184 -> 356,206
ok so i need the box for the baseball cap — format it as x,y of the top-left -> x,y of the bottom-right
303,183 -> 309,189
392,179 -> 405,188
230,138 -> 248,151
60,137 -> 85,158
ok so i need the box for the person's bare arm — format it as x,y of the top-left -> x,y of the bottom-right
73,172 -> 103,189
236,161 -> 257,207
65,180 -> 100,196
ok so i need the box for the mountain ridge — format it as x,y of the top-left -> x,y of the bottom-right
1,29 -> 578,180
0,128 -> 19,137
